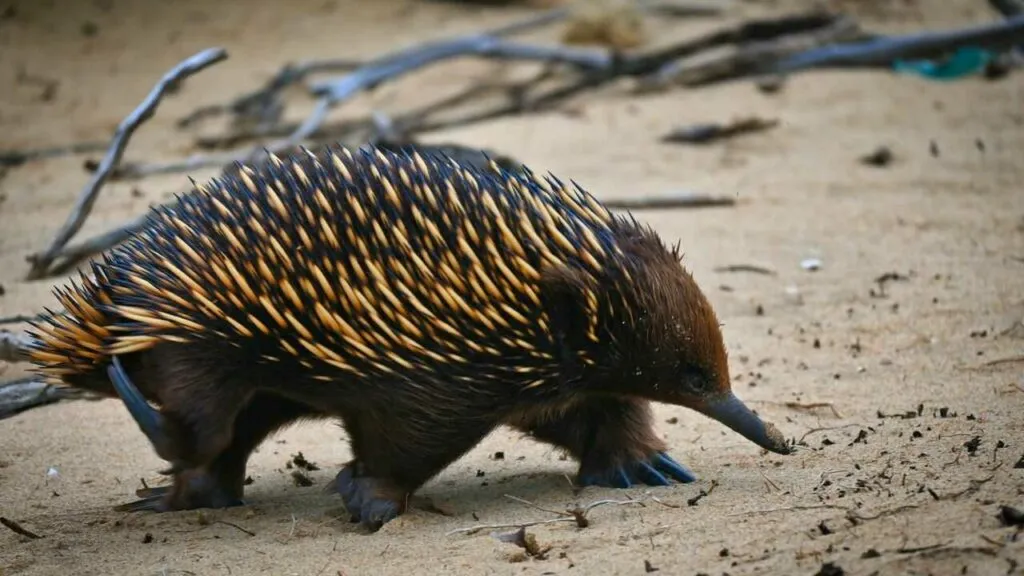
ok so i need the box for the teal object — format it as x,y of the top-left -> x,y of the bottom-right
893,47 -> 993,81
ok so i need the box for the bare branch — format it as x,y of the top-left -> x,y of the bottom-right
24,47 -> 229,280
0,141 -> 109,168
770,14 -> 1024,74
0,314 -> 40,326
0,377 -> 92,420
641,15 -> 866,88
602,192 -> 737,210
39,215 -> 148,280
0,517 -> 43,540
0,330 -> 33,363
176,57 -> 364,129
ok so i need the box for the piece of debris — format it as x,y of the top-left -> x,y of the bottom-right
997,505 -> 1024,527
290,470 -> 313,487
713,264 -> 777,276
963,436 -> 982,455
860,146 -> 893,167
660,117 -> 779,145
644,559 -> 659,573
816,561 -> 844,576
290,451 -> 320,471
560,0 -> 647,50
801,258 -> 822,271
0,517 -> 43,540
1014,453 -> 1024,469
493,526 -> 551,559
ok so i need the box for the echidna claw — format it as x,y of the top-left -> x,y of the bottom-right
107,355 -> 169,456
578,452 -> 697,489
114,494 -> 167,513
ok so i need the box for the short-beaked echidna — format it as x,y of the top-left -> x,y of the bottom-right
26,144 -> 791,531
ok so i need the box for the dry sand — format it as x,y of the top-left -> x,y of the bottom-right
1,0 -> 1023,574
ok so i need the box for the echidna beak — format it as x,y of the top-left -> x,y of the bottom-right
107,355 -> 167,453
701,392 -> 793,455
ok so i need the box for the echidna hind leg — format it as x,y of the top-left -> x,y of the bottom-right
332,408 -> 498,531
107,354 -> 189,474
116,393 -> 322,513
508,396 -> 697,488
107,344 -> 254,476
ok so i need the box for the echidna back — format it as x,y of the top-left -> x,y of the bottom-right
28,145 -> 627,389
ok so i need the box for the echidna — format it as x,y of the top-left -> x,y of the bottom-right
26,144 -> 791,531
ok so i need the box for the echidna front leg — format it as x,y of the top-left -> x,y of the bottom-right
118,393 -> 321,512
509,396 -> 697,488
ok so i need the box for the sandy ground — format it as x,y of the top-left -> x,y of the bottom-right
1,0 -> 1023,574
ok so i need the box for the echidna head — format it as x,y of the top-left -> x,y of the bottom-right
577,222 -> 792,455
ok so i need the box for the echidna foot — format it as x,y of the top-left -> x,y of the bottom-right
578,452 -> 697,489
113,469 -> 245,513
332,463 -> 404,532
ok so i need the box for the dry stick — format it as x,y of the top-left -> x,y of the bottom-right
0,141 -> 109,168
177,57 -> 365,129
601,193 -> 736,209
43,214 -> 147,279
0,330 -> 32,363
179,2 -> 576,130
198,61 -> 563,151
713,264 -> 777,275
273,38 -> 613,151
0,517 -> 43,540
24,48 -> 229,281
108,47 -> 608,178
447,494 -> 650,536
769,13 -> 1024,75
0,314 -> 40,326
643,15 -> 866,88
0,377 -> 90,420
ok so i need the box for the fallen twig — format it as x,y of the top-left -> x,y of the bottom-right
180,2 -> 571,131
447,493 -> 653,536
771,14 -> 1024,74
602,192 -> 736,210
35,215 -> 148,280
728,504 -> 847,517
642,14 -> 866,88
660,116 -> 779,144
713,264 -> 777,276
24,47 -> 228,281
0,377 -> 90,420
785,401 -> 843,418
0,517 -> 43,540
177,57 -> 364,129
797,424 -> 865,444
0,314 -> 40,326
0,330 -> 32,363
214,520 -> 256,537
0,141 -> 109,168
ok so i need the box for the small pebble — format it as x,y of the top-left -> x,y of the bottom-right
801,258 -> 822,271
